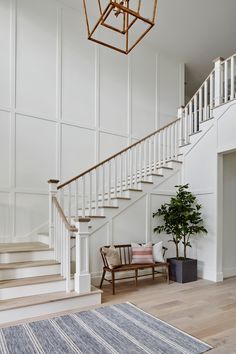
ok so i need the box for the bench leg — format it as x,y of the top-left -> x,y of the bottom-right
135,269 -> 138,286
166,264 -> 170,284
152,267 -> 155,280
99,269 -> 106,289
112,272 -> 115,295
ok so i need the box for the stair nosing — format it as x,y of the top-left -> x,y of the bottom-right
0,260 -> 60,270
0,248 -> 53,254
0,287 -> 102,312
0,275 -> 64,289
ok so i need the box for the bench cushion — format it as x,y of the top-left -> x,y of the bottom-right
102,246 -> 121,269
131,242 -> 154,264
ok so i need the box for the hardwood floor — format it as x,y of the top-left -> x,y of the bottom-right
1,276 -> 236,353
101,276 -> 236,353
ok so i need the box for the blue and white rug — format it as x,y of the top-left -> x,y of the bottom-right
0,302 -> 212,354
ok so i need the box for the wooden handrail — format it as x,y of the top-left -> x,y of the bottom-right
57,118 -> 180,190
52,197 -> 78,232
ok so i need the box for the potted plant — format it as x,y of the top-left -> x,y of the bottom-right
153,184 -> 207,283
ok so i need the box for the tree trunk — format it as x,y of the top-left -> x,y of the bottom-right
176,242 -> 179,259
183,235 -> 187,259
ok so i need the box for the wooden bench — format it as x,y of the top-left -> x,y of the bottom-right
99,244 -> 170,295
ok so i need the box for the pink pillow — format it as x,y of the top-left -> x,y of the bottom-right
131,242 -> 154,264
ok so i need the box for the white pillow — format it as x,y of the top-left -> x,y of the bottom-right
153,241 -> 164,263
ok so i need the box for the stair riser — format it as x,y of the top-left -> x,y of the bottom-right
0,250 -> 54,263
0,279 -> 74,300
0,264 -> 60,281
37,234 -> 50,245
0,292 -> 102,325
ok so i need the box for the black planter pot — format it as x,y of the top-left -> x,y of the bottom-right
167,258 -> 197,283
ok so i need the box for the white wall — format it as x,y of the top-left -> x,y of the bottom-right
0,0 -> 183,241
222,152 -> 236,278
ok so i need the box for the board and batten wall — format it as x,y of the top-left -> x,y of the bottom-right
0,0 -> 184,242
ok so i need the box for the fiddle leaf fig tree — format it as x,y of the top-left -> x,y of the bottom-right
153,184 -> 207,260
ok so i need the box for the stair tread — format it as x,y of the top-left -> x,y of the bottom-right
0,286 -> 102,312
157,166 -> 173,170
0,260 -> 60,270
148,173 -> 164,177
0,274 -> 64,289
123,188 -> 143,192
0,242 -> 50,253
139,180 -> 153,184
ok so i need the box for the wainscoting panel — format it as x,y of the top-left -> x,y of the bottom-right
0,0 -> 184,241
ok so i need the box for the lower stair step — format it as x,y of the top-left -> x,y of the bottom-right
0,287 -> 102,326
0,274 -> 66,300
0,260 -> 61,280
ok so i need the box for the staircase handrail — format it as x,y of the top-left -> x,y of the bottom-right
52,197 -> 78,232
57,117 -> 180,190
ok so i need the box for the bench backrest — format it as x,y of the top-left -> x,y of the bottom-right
100,244 -> 167,268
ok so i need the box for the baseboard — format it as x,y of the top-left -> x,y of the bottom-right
223,267 -> 236,278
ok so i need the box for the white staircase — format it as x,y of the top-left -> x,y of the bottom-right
0,52 -> 236,324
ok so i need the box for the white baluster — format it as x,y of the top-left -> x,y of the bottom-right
138,143 -> 142,180
89,172 -> 92,216
114,158 -> 117,198
153,133 -> 157,171
194,95 -> 198,132
189,101 -> 193,134
185,108 -> 189,143
175,121 -> 178,158
144,141 -> 147,177
210,72 -> 213,111
75,179 -> 78,219
108,161 -> 111,201
68,184 -> 71,224
177,106 -> 184,145
82,176 -> 85,218
125,151 -> 128,189
199,87 -> 203,123
95,168 -> 98,214
224,60 -> 228,102
66,229 -> 71,292
120,154 -> 123,195
102,164 -> 105,204
149,138 -> 152,174
231,56 -> 235,100
204,81 -> 208,120
134,147 -> 138,187
129,148 -> 133,186
163,129 -> 166,164
158,131 -> 161,165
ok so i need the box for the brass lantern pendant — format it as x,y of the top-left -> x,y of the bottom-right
83,0 -> 158,54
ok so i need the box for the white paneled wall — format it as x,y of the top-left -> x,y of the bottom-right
0,0 -> 184,241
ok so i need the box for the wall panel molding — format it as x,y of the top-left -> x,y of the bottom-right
0,0 -> 183,241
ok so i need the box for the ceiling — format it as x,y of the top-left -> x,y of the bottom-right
68,0 -> 236,98
146,0 -> 236,98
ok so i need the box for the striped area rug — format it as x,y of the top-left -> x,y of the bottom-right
0,302 -> 212,354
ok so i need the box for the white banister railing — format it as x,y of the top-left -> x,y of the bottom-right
179,53 -> 236,146
48,180 -> 78,292
55,118 -> 180,222
47,118 -> 180,294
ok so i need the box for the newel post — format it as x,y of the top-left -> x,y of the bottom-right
48,179 -> 59,248
178,106 -> 184,146
74,218 -> 91,294
213,57 -> 224,107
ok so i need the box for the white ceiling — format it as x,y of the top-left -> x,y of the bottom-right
146,0 -> 236,97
